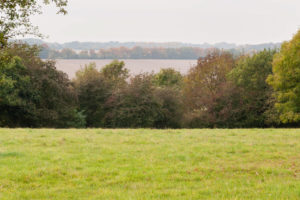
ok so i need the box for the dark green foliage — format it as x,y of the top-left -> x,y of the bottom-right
153,87 -> 183,128
0,55 -> 32,127
229,49 -> 277,127
63,110 -> 86,128
28,60 -> 80,127
103,74 -> 162,128
75,64 -> 184,128
74,63 -> 109,127
73,61 -> 129,127
0,44 -> 85,128
153,68 -> 184,128
0,56 -> 29,107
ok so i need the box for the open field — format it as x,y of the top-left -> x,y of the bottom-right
0,129 -> 299,199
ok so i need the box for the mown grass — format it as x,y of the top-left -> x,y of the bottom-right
0,129 -> 299,199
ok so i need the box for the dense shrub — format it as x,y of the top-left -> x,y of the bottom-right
228,49 -> 277,127
0,44 -> 85,128
74,61 -> 129,127
103,74 -> 162,128
74,63 -> 108,127
153,87 -> 184,128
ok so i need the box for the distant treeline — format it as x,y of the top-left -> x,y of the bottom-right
1,30 -> 300,128
40,46 -> 235,59
23,38 -> 281,51
23,38 -> 281,60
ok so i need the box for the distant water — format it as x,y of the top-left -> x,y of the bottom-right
54,59 -> 197,79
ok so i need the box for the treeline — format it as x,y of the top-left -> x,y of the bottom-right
40,46 -> 243,60
23,38 -> 281,51
1,30 -> 300,128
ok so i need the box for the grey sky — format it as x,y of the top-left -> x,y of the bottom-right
31,0 -> 300,44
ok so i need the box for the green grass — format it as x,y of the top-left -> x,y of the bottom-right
0,129 -> 299,199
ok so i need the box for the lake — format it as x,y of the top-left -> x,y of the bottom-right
54,59 -> 197,79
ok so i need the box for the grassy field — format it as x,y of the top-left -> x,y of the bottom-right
0,129 -> 299,199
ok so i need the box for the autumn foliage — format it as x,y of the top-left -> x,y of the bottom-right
1,30 -> 300,128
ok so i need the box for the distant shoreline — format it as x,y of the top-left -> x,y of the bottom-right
47,58 -> 199,60
54,59 -> 197,79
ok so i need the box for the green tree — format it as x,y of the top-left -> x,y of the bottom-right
29,60 -> 82,128
267,30 -> 300,124
0,43 -> 84,128
103,74 -> 161,128
0,54 -> 32,127
74,61 -> 130,127
74,63 -> 109,127
229,49 -> 276,127
154,68 -> 183,89
0,0 -> 68,47
100,60 -> 129,90
153,68 -> 184,128
153,87 -> 184,128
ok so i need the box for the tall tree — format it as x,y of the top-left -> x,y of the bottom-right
74,61 -> 130,127
0,54 -> 32,127
153,68 -> 184,128
74,63 -> 109,127
184,50 -> 235,127
100,60 -> 129,90
267,30 -> 300,124
0,43 -> 84,127
229,50 -> 276,127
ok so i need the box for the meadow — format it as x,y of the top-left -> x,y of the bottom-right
0,129 -> 299,199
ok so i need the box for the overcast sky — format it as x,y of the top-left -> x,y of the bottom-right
30,0 -> 300,44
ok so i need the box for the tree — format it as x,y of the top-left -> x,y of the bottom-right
60,48 -> 78,59
154,68 -> 183,89
103,74 -> 162,128
100,60 -> 129,89
229,49 -> 276,127
74,63 -> 109,127
73,61 -> 130,127
152,68 -> 184,128
29,60 -> 83,128
153,87 -> 184,128
267,30 -> 300,124
0,54 -> 32,127
0,0 -> 68,47
183,50 -> 235,127
0,43 -> 84,127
